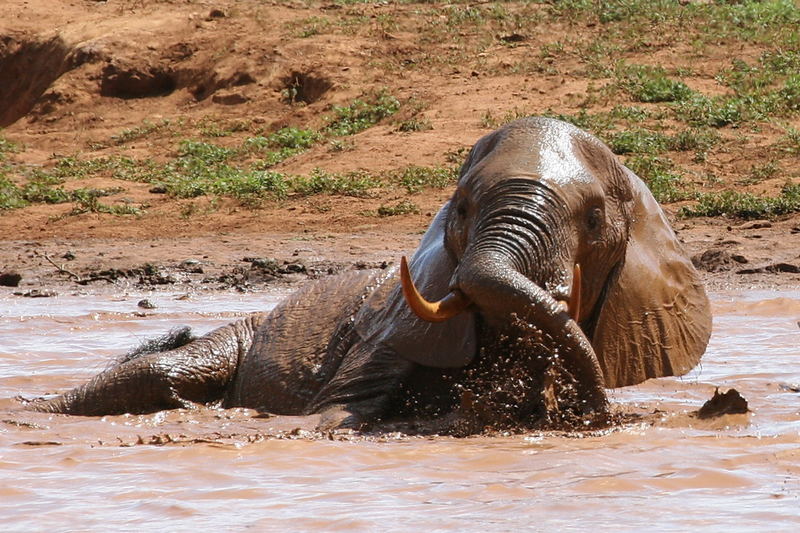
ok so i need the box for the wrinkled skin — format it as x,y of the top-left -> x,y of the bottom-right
32,118 -> 712,430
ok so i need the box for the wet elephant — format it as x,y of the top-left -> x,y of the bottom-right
32,117 -> 712,430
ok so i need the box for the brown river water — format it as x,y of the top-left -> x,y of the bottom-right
1,288 -> 799,531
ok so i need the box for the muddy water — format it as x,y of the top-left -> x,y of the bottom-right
1,289 -> 799,531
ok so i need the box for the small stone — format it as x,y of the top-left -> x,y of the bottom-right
180,259 -> 204,274
137,299 -> 157,309
281,263 -> 306,274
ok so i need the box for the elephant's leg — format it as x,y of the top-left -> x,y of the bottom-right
308,342 -> 416,430
32,315 -> 265,416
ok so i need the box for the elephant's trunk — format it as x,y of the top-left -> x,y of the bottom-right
463,251 -> 608,412
400,178 -> 608,413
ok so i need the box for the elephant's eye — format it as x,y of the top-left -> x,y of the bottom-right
456,202 -> 468,218
587,207 -> 603,232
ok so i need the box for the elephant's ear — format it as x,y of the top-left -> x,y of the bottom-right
353,202 -> 477,368
592,169 -> 712,388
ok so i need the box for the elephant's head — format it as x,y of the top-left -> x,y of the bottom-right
358,117 -> 711,414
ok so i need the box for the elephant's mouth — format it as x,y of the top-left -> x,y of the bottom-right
400,256 -> 582,324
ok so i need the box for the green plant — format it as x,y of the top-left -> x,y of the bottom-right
396,118 -> 433,132
625,155 -> 690,203
0,133 -> 19,161
608,106 -> 651,121
396,166 -> 458,194
608,129 -> 670,155
328,138 -> 355,152
480,108 -> 531,129
246,127 -> 322,168
109,119 -> 174,146
674,94 -> 743,127
618,64 -> 693,103
739,161 -> 781,185
291,168 -> 383,197
198,118 -> 249,138
19,173 -> 71,204
295,16 -> 331,38
68,188 -> 144,216
680,183 -> 800,219
0,174 -> 26,210
376,199 -> 420,217
670,127 -> 721,152
177,141 -> 238,164
542,110 -> 615,137
778,126 -> 800,154
324,91 -> 401,136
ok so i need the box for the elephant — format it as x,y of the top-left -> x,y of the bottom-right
30,117 -> 712,431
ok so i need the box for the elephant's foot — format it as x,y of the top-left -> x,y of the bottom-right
316,405 -> 365,432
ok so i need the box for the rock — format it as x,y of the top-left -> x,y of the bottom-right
499,33 -> 527,43
137,299 -> 156,309
736,220 -> 772,230
0,271 -> 22,287
691,249 -> 747,272
696,388 -> 748,419
247,257 -> 279,273
737,263 -> 800,274
180,259 -> 204,274
280,262 -> 306,274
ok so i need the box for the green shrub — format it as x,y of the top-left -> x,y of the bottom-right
674,94 -> 743,127
376,199 -> 420,217
324,91 -> 401,136
0,174 -> 26,210
619,65 -> 693,103
680,183 -> 800,219
625,155 -> 690,203
291,168 -> 383,197
670,127 -> 721,152
396,166 -> 457,193
0,133 -> 19,161
608,129 -> 670,155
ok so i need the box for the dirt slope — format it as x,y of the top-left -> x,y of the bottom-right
1,0 -> 799,293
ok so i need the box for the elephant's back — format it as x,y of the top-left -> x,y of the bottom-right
224,269 -> 383,414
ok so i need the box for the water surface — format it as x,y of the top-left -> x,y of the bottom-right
1,289 -> 799,531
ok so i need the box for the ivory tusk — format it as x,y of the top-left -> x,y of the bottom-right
399,256 -> 470,323
568,263 -> 581,322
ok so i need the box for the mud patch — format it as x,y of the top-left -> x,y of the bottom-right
696,388 -> 749,419
692,248 -> 748,272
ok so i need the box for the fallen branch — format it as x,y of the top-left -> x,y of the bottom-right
40,253 -> 83,283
